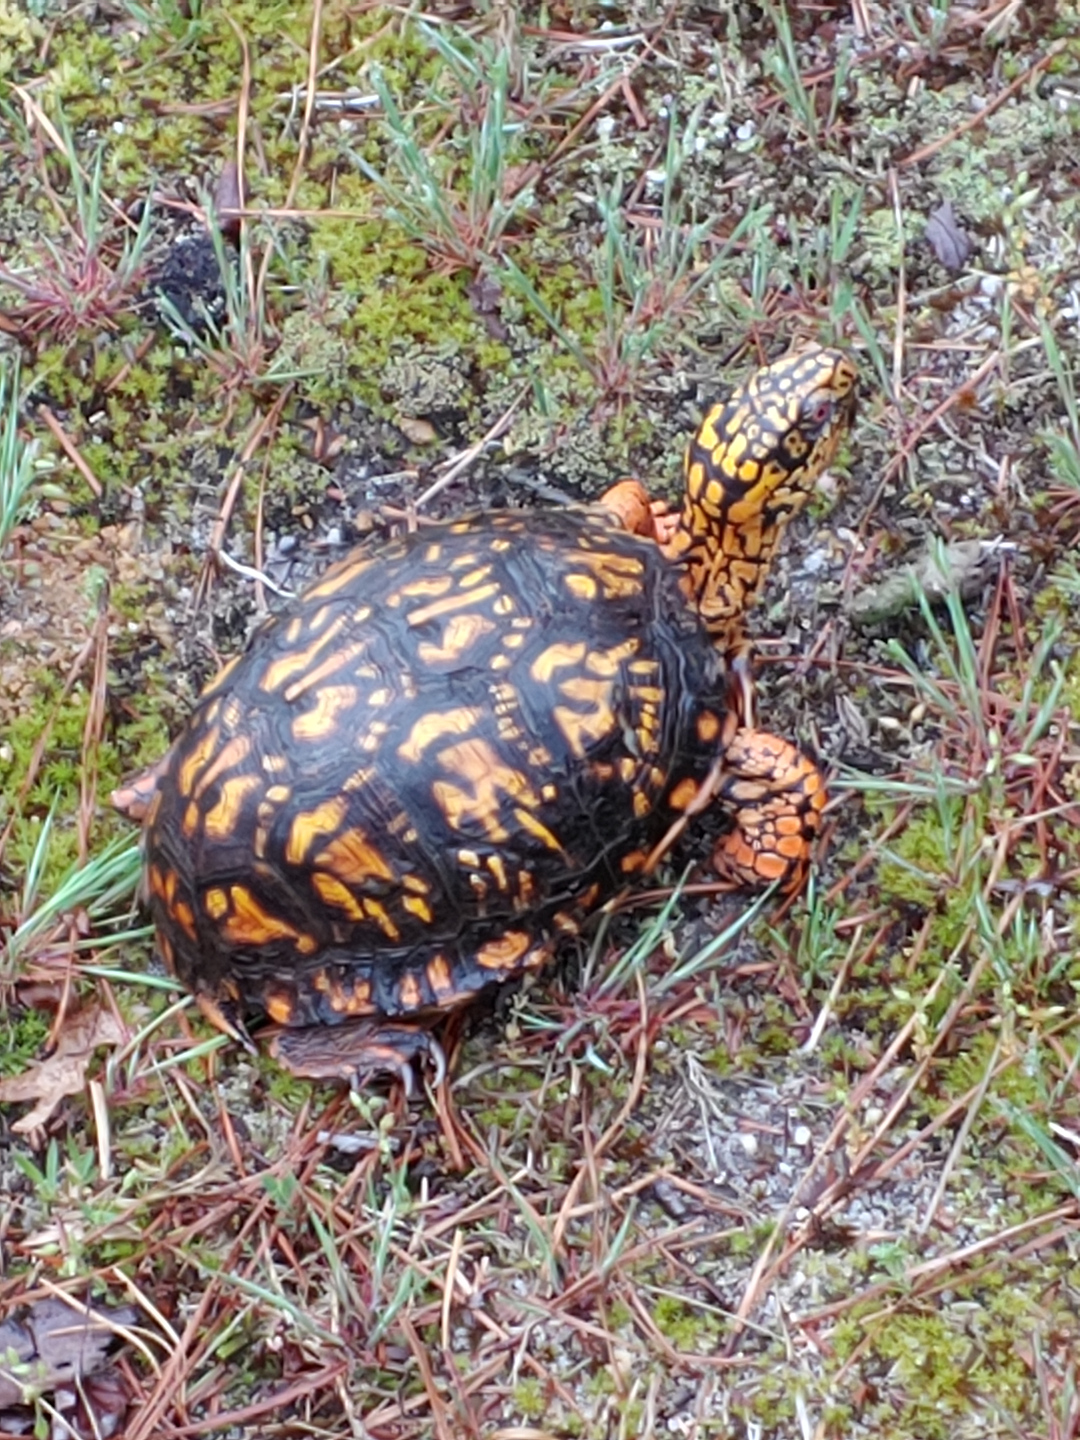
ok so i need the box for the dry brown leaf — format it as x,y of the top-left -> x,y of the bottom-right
398,415 -> 439,445
846,538 -> 996,626
0,1006 -> 124,1134
0,1296 -> 136,1439
0,1296 -> 136,1406
924,200 -> 972,270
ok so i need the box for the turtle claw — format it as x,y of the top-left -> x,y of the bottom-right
729,656 -> 756,731
648,500 -> 681,546
195,992 -> 258,1056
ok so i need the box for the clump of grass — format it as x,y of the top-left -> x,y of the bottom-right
0,107 -> 154,344
1,823 -> 143,983
117,0 -> 209,50
0,362 -> 41,552
501,104 -> 769,401
1041,315 -> 1080,491
154,213 -> 311,393
347,23 -> 538,277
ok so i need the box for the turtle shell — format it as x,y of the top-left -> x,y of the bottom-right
140,507 -> 729,1042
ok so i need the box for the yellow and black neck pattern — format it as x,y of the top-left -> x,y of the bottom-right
667,346 -> 858,644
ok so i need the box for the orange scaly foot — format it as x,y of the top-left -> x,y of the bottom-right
597,479 -> 679,543
712,729 -> 826,894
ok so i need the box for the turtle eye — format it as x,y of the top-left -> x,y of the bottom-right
804,397 -> 834,431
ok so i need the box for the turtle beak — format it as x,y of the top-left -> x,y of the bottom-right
833,355 -> 859,429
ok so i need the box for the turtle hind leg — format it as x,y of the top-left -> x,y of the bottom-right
111,754 -> 170,822
269,1021 -> 446,1094
713,730 -> 827,894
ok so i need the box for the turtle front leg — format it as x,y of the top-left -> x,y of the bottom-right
713,730 -> 826,894
596,479 -> 681,544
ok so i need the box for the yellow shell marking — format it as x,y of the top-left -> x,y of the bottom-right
314,827 -> 395,885
403,894 -> 434,923
564,572 -> 597,602
202,774 -> 263,840
530,641 -> 587,685
407,584 -> 500,627
205,886 -> 229,920
696,710 -> 722,743
398,706 -> 484,763
397,575 -> 454,601
312,871 -> 367,920
433,738 -> 539,841
363,897 -> 400,940
176,722 -> 222,801
303,555 -> 375,600
260,616 -> 349,694
399,974 -> 423,1009
573,548 -> 645,599
476,930 -> 531,971
282,642 -> 370,702
292,684 -> 359,742
222,886 -> 318,952
584,639 -> 638,677
512,807 -> 564,853
417,612 -> 496,665
426,953 -> 454,994
171,899 -> 197,940
668,776 -> 701,811
552,672 -> 617,758
324,975 -> 376,1016
198,651 -> 242,701
264,991 -> 295,1024
459,564 -> 495,588
286,795 -> 349,866
359,726 -> 386,753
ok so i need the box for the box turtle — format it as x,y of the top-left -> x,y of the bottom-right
115,346 -> 857,1086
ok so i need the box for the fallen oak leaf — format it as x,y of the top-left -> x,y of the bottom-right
0,1295 -> 136,1437
0,1296 -> 137,1406
844,538 -> 1015,627
0,1005 -> 125,1136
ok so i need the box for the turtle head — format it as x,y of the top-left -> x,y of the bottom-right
677,346 -> 858,636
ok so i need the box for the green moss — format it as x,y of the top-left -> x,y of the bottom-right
511,1376 -> 547,1420
1,678 -> 91,878
652,1293 -> 721,1351
0,0 -> 44,74
0,1007 -> 51,1077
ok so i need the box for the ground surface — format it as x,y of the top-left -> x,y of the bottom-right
1,2 -> 1079,1438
